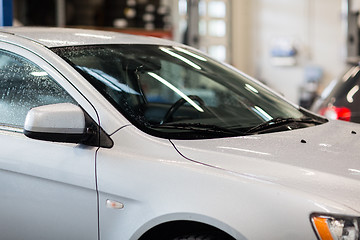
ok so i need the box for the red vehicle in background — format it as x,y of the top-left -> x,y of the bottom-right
311,58 -> 360,123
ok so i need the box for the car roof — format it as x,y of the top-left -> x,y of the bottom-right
0,27 -> 177,48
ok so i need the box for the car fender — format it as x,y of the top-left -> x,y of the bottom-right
97,126 -> 358,240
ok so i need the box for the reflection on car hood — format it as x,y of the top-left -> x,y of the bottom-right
171,120 -> 360,212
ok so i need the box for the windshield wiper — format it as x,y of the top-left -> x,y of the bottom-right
153,122 -> 243,136
245,117 -> 324,134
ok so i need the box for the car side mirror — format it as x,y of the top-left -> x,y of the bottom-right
24,103 -> 89,144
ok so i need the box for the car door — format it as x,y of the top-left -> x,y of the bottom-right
0,43 -> 98,239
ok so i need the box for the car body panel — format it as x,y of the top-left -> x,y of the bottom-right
97,125 -> 359,240
172,120 -> 360,212
0,27 -> 177,47
0,131 -> 98,240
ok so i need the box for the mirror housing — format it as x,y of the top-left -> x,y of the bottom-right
24,103 -> 113,148
24,103 -> 88,144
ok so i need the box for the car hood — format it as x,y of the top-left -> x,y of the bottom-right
171,120 -> 360,212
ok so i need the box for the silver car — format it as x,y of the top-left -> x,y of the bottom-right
0,27 -> 359,240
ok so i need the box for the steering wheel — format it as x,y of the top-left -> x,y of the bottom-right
161,95 -> 205,124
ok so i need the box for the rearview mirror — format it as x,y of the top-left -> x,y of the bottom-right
24,103 -> 87,144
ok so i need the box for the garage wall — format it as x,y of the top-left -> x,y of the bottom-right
232,0 -> 346,104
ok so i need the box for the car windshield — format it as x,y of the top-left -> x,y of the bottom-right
53,45 -> 325,139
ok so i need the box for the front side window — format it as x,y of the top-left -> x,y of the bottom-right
53,45 -> 325,139
0,50 -> 76,128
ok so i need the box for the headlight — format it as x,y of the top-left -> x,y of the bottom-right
311,214 -> 360,240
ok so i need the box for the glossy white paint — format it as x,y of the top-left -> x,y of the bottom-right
0,27 -> 359,240
172,120 -> 360,211
24,103 -> 85,133
0,27 -> 177,47
0,131 -> 98,240
98,125 -> 360,240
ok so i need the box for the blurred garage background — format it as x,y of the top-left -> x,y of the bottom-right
1,0 -> 359,108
